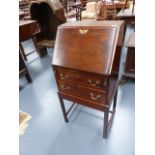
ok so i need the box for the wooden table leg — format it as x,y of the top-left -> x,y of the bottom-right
20,41 -> 27,61
58,92 -> 69,123
25,72 -> 32,83
32,37 -> 40,54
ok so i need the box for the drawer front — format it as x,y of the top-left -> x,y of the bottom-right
56,69 -> 108,90
58,80 -> 106,104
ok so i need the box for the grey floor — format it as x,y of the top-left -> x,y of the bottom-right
19,25 -> 135,155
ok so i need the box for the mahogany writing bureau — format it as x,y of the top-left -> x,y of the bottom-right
52,20 -> 124,138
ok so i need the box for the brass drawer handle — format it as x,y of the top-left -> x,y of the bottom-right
61,84 -> 70,90
88,79 -> 107,87
88,79 -> 101,87
104,80 -> 107,86
89,93 -> 101,100
79,29 -> 89,35
88,79 -> 93,84
60,73 -> 69,80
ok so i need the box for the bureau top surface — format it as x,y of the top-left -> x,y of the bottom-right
60,20 -> 124,27
52,21 -> 122,75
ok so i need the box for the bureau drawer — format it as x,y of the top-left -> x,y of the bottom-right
55,69 -> 108,90
58,80 -> 106,105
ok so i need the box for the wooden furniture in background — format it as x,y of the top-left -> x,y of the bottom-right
52,20 -> 125,138
69,2 -> 82,20
19,20 -> 40,61
19,50 -> 32,83
29,0 -> 66,54
81,0 -> 128,20
19,0 -> 30,19
60,0 -> 82,20
19,11 -> 25,19
123,0 -> 135,14
81,1 -> 97,19
80,0 -> 90,8
124,31 -> 135,78
115,0 -> 135,34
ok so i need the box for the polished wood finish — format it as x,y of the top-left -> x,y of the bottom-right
58,79 -> 106,104
124,31 -> 135,78
56,67 -> 107,90
53,20 -> 125,73
52,20 -> 124,138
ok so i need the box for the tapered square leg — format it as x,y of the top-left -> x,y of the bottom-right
25,73 -> 32,83
113,90 -> 118,109
103,90 -> 118,138
103,109 -> 109,138
58,92 -> 68,123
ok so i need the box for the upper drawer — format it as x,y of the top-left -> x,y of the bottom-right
55,68 -> 108,90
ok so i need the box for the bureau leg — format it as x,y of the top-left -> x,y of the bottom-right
113,90 -> 118,109
103,109 -> 109,138
103,90 -> 118,138
58,92 -> 69,123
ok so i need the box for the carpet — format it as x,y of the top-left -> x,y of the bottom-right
19,111 -> 32,136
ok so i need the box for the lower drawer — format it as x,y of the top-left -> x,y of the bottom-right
58,80 -> 106,105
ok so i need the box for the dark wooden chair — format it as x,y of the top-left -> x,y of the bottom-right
29,0 -> 66,55
95,0 -> 116,20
